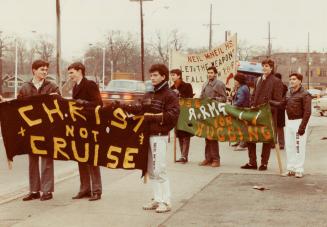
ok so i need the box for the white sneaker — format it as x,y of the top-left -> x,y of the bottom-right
142,200 -> 159,210
295,172 -> 303,178
155,202 -> 171,213
281,171 -> 295,177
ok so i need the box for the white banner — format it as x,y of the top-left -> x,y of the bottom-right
170,34 -> 237,97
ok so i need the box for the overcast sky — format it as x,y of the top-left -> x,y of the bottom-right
0,0 -> 326,60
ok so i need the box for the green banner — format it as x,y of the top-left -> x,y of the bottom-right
177,98 -> 276,143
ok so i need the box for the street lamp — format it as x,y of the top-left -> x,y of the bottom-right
130,0 -> 153,81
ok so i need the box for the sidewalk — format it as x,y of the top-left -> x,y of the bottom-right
0,116 -> 326,226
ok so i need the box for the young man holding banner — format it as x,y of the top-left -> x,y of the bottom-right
241,59 -> 283,171
68,62 -> 103,201
119,64 -> 179,213
199,66 -> 227,167
18,60 -> 60,201
170,69 -> 194,164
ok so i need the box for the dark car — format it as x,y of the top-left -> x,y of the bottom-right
101,79 -> 151,106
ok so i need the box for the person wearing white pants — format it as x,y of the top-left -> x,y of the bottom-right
147,135 -> 171,209
121,64 -> 179,213
270,72 -> 311,178
285,118 -> 308,177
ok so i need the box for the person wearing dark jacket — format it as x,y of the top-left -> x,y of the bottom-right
68,62 -> 103,201
170,69 -> 194,163
274,73 -> 288,149
241,59 -> 283,171
199,66 -> 227,168
19,59 -> 60,201
232,73 -> 250,151
121,64 -> 179,213
271,73 -> 311,178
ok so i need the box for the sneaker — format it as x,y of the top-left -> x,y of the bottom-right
211,160 -> 220,167
234,145 -> 247,151
295,172 -> 303,178
258,165 -> 268,171
231,142 -> 240,147
142,200 -> 159,210
198,159 -> 211,166
155,202 -> 171,213
176,157 -> 187,164
240,163 -> 257,169
281,171 -> 295,177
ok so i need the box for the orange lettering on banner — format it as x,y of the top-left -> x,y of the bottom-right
248,126 -> 259,141
217,127 -> 225,141
237,127 -> 244,141
225,116 -> 233,126
260,126 -> 272,141
195,122 -> 205,136
194,99 -> 201,108
227,126 -> 237,142
185,99 -> 192,108
206,126 -> 215,140
218,116 -> 225,127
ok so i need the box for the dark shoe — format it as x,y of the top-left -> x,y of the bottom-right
22,192 -> 40,201
258,165 -> 268,171
211,160 -> 220,167
40,192 -> 53,201
176,157 -> 187,163
89,193 -> 101,201
198,159 -> 211,166
241,163 -> 257,169
280,146 -> 284,150
231,142 -> 240,147
72,191 -> 91,199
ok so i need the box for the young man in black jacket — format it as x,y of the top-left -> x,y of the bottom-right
170,69 -> 193,164
19,59 -> 60,201
241,59 -> 283,171
68,62 -> 103,201
121,64 -> 179,213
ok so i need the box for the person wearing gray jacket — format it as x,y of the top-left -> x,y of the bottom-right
199,66 -> 227,167
19,60 -> 60,201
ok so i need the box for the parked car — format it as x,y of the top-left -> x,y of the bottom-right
312,96 -> 327,116
100,79 -> 147,106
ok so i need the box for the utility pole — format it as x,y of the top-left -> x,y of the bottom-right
130,0 -> 153,81
0,31 -> 3,94
203,4 -> 219,50
56,0 -> 62,92
267,21 -> 271,58
307,32 -> 310,89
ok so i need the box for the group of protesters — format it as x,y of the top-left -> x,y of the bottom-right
0,56 -> 312,214
173,58 -> 312,180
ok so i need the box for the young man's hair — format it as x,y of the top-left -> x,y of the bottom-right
261,58 -> 275,73
275,73 -> 282,80
234,72 -> 247,85
207,66 -> 218,74
32,59 -> 49,70
68,62 -> 86,76
289,72 -> 303,82
170,69 -> 182,79
149,64 -> 169,81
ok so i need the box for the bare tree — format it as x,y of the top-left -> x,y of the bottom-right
151,29 -> 184,65
238,39 -> 266,61
34,35 -> 55,62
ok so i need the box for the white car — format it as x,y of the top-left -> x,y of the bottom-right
312,96 -> 327,116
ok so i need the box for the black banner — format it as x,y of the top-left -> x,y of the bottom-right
0,95 -> 148,173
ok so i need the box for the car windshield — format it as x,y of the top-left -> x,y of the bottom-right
106,80 -> 145,92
